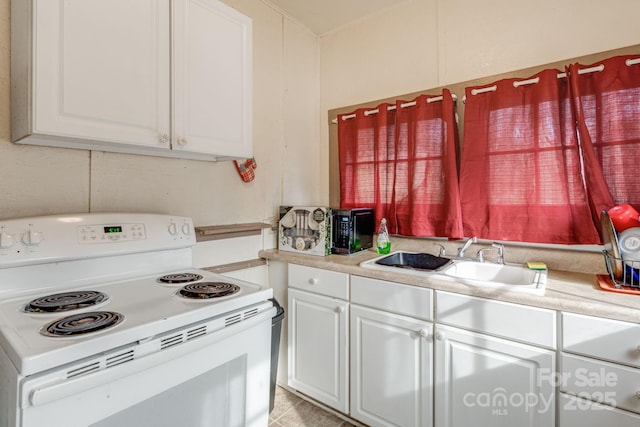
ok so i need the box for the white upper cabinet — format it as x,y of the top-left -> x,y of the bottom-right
11,0 -> 252,161
16,1 -> 171,150
172,0 -> 252,158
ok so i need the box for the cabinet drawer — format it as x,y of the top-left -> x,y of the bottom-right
561,353 -> 640,415
562,312 -> 640,368
288,264 -> 349,299
351,275 -> 433,321
436,291 -> 556,348
559,393 -> 640,426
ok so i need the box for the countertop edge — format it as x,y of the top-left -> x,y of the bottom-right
259,249 -> 640,324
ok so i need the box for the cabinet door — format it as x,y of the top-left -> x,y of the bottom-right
435,324 -> 555,427
31,0 -> 170,147
288,288 -> 348,412
172,0 -> 252,159
351,305 -> 433,427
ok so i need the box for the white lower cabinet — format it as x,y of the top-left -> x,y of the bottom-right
434,324 -> 555,427
285,265 -> 640,427
350,304 -> 433,427
434,291 -> 556,427
287,265 -> 349,413
559,312 -> 640,426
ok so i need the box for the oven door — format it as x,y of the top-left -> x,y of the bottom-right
18,305 -> 274,427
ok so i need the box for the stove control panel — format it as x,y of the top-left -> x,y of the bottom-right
0,213 -> 196,268
78,223 -> 147,243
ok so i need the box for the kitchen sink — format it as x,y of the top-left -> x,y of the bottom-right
439,260 -> 546,292
373,251 -> 452,270
360,251 -> 547,294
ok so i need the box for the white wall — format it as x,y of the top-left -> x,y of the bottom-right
318,0 -> 640,203
4,0 -> 639,232
281,18 -> 322,206
0,0 -> 321,227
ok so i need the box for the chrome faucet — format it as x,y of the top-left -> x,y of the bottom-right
457,236 -> 477,258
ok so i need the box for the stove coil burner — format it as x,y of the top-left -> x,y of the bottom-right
158,273 -> 204,284
178,282 -> 241,299
24,291 -> 108,313
42,311 -> 124,337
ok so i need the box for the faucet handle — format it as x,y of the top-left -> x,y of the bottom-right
492,243 -> 505,264
433,243 -> 446,257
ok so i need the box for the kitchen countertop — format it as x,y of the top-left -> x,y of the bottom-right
259,248 -> 640,324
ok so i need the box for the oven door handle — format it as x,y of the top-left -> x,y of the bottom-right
29,308 -> 274,407
29,338 -> 167,406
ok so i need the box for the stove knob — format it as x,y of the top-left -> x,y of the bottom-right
22,224 -> 42,246
0,227 -> 15,249
168,220 -> 178,236
181,222 -> 192,235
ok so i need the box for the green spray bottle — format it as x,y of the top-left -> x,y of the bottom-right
376,218 -> 391,254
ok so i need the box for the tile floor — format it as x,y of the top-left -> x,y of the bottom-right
269,385 -> 361,427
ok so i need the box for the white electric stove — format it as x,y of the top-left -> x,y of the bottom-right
0,213 -> 274,427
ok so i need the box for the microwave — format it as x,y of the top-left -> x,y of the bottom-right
331,208 -> 375,254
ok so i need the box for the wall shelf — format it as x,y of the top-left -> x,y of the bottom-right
195,222 -> 271,242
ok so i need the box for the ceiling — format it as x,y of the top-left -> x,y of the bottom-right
267,0 -> 410,35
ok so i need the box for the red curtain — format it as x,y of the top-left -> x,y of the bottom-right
389,91 -> 463,237
568,55 -> 640,218
338,103 -> 396,227
338,90 -> 463,238
460,69 -> 601,244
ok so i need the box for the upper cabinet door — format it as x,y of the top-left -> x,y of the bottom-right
30,0 -> 171,148
172,0 -> 253,159
12,0 -> 252,161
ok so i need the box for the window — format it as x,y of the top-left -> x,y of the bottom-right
331,49 -> 640,245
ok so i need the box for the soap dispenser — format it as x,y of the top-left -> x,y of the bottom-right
376,218 -> 391,254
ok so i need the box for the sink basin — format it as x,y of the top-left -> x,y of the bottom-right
360,251 -> 547,294
440,260 -> 546,293
373,251 -> 452,270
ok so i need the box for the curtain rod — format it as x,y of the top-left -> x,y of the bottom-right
331,58 -> 640,121
331,94 -> 457,124
470,58 -> 640,96
469,64 -> 606,96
